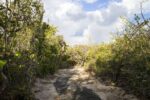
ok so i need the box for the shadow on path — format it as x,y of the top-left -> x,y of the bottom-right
54,75 -> 101,100
54,76 -> 70,94
73,86 -> 101,100
32,66 -> 138,100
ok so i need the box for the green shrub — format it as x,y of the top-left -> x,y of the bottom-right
84,17 -> 150,99
34,23 -> 68,76
85,44 -> 112,74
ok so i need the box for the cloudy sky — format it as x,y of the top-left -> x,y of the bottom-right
42,0 -> 150,45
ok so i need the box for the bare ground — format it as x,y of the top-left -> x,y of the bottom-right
32,66 -> 138,100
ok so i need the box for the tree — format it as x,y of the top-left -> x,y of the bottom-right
0,0 -> 44,54
0,0 -> 44,98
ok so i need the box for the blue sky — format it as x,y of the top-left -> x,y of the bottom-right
81,0 -> 107,11
42,0 -> 150,45
81,0 -> 122,11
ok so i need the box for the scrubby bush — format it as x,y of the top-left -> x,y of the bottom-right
0,0 -> 44,99
0,0 -> 70,99
67,45 -> 89,66
34,23 -> 69,76
85,44 -> 112,74
110,18 -> 150,98
84,16 -> 150,99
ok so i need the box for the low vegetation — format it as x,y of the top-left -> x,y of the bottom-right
0,0 -> 72,99
71,16 -> 150,99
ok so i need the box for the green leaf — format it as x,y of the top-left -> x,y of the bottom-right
15,52 -> 21,57
0,60 -> 7,70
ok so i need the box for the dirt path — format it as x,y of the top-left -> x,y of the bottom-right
32,66 -> 138,100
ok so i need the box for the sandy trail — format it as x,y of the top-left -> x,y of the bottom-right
32,66 -> 138,100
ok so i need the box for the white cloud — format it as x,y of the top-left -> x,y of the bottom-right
42,0 -> 150,45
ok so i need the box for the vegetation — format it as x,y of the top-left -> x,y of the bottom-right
67,45 -> 89,66
72,16 -> 150,99
0,0 -> 71,99
0,0 -> 150,100
34,23 -> 67,76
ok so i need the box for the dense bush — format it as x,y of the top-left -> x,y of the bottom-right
110,18 -> 150,98
34,23 -> 68,76
0,51 -> 35,100
0,0 -> 70,99
83,17 -> 150,99
0,0 -> 44,99
85,44 -> 112,74
67,45 -> 89,66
